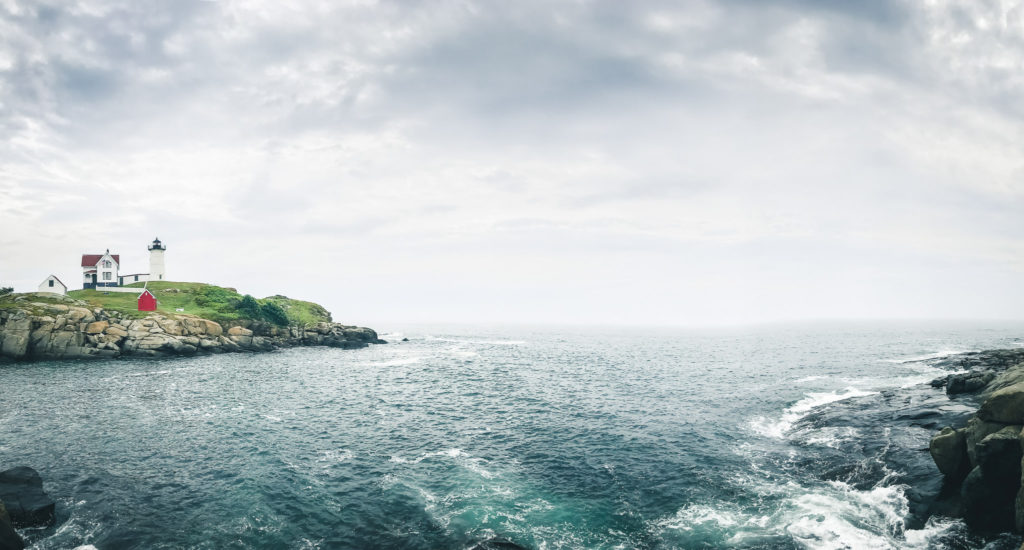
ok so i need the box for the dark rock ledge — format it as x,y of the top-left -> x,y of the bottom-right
924,348 -> 1024,533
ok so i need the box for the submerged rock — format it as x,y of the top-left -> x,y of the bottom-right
0,467 -> 55,527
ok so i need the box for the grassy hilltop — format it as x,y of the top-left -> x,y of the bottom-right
63,281 -> 332,326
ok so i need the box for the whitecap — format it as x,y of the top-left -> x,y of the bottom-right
361,357 -> 422,367
317,449 -> 353,463
654,504 -> 741,531
425,336 -> 525,345
655,481 -> 958,549
800,427 -> 861,448
445,346 -> 479,358
749,388 -> 877,439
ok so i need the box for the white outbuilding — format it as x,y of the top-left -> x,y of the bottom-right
38,275 -> 67,295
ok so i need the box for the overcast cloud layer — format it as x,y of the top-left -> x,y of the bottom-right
2,0 -> 1023,326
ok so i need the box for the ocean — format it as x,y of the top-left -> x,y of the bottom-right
2,322 -> 1024,549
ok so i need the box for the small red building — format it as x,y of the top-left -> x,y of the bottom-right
138,289 -> 157,311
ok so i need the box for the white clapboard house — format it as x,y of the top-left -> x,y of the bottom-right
38,275 -> 67,295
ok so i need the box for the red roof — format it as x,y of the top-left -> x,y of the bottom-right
81,254 -> 119,267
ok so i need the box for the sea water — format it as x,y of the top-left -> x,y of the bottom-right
2,322 -> 1024,549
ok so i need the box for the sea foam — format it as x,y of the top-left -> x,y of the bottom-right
749,387 -> 877,439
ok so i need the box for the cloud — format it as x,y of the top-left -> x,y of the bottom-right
1,0 -> 1023,325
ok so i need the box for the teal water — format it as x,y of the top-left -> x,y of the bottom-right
2,322 -> 1024,549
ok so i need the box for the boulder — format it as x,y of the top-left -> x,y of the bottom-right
960,427 -> 1023,532
198,339 -> 220,350
227,326 -> 253,337
218,336 -> 241,351
979,383 -> 1024,424
29,324 -> 54,349
230,334 -> 253,347
983,363 -> 1024,395
966,417 -> 1007,467
930,427 -> 969,479
156,318 -> 182,336
0,312 -> 30,359
0,501 -> 24,550
947,371 -> 996,395
64,307 -> 94,324
103,325 -> 128,339
975,426 -> 1022,480
202,320 -> 223,337
0,467 -> 55,527
84,320 -> 108,334
962,465 -> 1015,531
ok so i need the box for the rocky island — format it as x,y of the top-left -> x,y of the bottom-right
0,282 -> 383,361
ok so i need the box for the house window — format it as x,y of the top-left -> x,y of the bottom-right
103,272 -> 111,281
134,275 -> 139,281
48,280 -> 54,287
103,260 -> 111,268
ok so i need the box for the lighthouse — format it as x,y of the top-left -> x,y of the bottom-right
148,237 -> 166,281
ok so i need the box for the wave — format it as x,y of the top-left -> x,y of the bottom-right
317,449 -> 354,463
425,337 -> 526,346
388,448 -> 495,478
360,357 -> 422,367
653,481 -> 959,549
799,427 -> 861,449
749,388 -> 878,439
882,349 -> 974,364
445,346 -> 479,358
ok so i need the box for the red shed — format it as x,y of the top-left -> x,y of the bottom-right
138,289 -> 157,311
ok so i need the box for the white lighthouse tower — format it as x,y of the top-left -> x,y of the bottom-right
148,237 -> 166,281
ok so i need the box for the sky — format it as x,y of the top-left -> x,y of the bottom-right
1,0 -> 1023,326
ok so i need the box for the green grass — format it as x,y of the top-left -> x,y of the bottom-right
0,292 -> 89,317
62,281 -> 333,326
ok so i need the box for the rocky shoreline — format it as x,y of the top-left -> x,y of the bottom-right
0,295 -> 384,361
925,348 -> 1024,534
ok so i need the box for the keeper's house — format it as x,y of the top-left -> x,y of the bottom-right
81,250 -> 120,289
